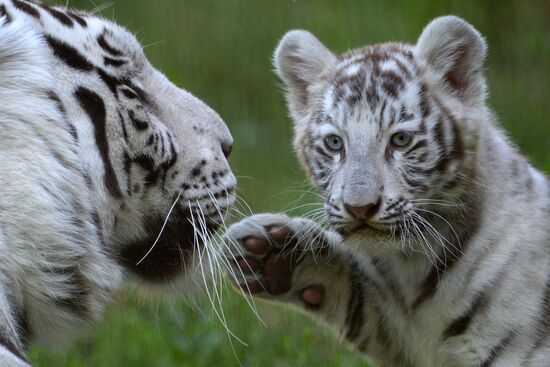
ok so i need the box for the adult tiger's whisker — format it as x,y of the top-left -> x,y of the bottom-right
136,190 -> 182,266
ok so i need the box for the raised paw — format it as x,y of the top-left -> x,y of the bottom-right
224,214 -> 336,309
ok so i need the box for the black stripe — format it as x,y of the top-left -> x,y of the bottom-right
411,266 -> 438,310
379,100 -> 387,121
344,261 -> 366,342
404,140 -> 428,155
443,291 -> 488,339
118,111 -> 129,142
34,130 -> 79,171
393,57 -> 412,79
128,83 -> 149,104
313,145 -> 332,159
380,71 -> 405,99
145,134 -> 154,146
104,56 -> 127,67
152,133 -> 158,150
40,4 -> 73,27
0,4 -> 12,23
402,173 -> 427,193
433,117 -> 447,156
160,137 -> 178,184
426,118 -> 451,175
398,106 -> 415,123
96,67 -> 120,95
75,87 -> 123,198
12,0 -> 39,18
481,331 -> 515,367
96,67 -> 151,106
97,33 -> 124,56
448,117 -> 464,160
46,90 -> 79,142
159,132 -> 166,156
418,84 -> 431,118
91,208 -> 107,249
347,85 -> 365,107
419,120 -> 427,133
416,153 -> 428,163
14,308 -> 30,346
48,266 -> 91,317
0,326 -> 28,363
365,77 -> 379,107
133,154 -> 160,188
522,272 -> 550,365
128,110 -> 149,130
412,196 -> 483,310
46,90 -> 65,114
372,258 -> 408,313
123,152 -> 132,195
407,166 -> 434,176
45,35 -> 93,71
121,87 -> 139,99
67,11 -> 87,27
386,107 -> 398,126
431,94 -> 464,166
385,199 -> 403,212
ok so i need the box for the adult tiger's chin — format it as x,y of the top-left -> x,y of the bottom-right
118,205 -> 227,283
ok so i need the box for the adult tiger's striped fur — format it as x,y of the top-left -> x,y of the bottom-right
225,16 -> 550,366
0,1 -> 236,365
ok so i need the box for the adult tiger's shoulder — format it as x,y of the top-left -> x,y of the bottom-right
0,1 -> 236,365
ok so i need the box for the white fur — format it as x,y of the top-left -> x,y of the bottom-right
228,16 -> 550,367
0,1 -> 236,364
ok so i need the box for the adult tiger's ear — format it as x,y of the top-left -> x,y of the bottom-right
414,16 -> 488,105
274,30 -> 337,122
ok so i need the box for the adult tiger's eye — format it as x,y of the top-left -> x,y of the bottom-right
324,134 -> 344,153
391,132 -> 413,148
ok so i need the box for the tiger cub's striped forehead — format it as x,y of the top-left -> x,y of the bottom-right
321,44 -> 426,129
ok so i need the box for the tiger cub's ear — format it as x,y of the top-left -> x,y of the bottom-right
414,16 -> 487,105
274,30 -> 337,122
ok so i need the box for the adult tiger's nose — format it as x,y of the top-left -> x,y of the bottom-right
344,198 -> 381,221
221,140 -> 233,159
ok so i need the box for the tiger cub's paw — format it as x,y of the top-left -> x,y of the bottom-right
223,213 -> 337,308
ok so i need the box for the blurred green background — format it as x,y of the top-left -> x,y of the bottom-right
31,0 -> 549,366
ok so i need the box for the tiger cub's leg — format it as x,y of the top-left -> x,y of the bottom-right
224,214 -> 347,309
224,214 -> 389,361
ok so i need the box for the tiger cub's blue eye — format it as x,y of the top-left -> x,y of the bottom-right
324,134 -> 344,152
391,132 -> 413,148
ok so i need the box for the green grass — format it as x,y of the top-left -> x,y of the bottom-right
30,0 -> 549,366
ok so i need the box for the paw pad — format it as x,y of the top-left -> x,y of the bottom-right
227,217 -> 327,308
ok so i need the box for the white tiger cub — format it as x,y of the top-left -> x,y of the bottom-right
0,1 -> 236,365
225,16 -> 550,366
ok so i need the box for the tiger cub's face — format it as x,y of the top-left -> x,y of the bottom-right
274,17 -> 487,246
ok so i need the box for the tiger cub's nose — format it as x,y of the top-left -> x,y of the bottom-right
344,199 -> 381,221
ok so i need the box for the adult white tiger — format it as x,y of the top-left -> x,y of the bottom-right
0,0 -> 236,365
226,16 -> 550,366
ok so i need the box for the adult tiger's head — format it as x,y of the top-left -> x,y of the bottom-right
16,4 -> 238,283
274,16 -> 487,250
88,25 -> 238,282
